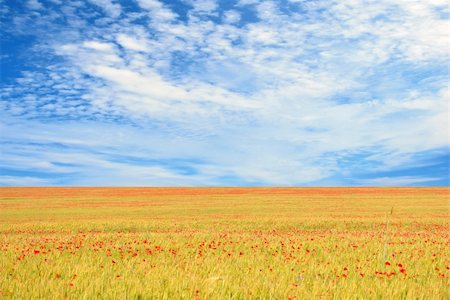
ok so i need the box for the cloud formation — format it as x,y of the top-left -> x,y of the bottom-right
1,0 -> 449,186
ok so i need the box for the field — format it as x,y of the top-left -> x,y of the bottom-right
0,187 -> 449,299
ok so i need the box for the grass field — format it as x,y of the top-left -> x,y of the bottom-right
0,187 -> 449,299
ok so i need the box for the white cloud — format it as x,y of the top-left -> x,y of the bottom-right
255,1 -> 282,20
223,10 -> 241,24
2,0 -> 449,185
189,0 -> 218,15
116,34 -> 149,52
88,0 -> 121,18
83,41 -> 116,52
357,176 -> 443,186
0,176 -> 50,186
136,0 -> 177,22
26,0 -> 43,10
237,0 -> 260,6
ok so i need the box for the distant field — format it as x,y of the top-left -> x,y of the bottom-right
0,187 -> 449,299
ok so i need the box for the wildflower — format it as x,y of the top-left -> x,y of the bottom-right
385,261 -> 391,266
387,272 -> 396,277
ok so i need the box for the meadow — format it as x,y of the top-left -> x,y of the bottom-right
0,187 -> 448,299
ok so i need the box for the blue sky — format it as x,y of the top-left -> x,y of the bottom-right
0,0 -> 449,186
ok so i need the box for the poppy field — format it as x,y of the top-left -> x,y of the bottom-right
0,187 -> 449,299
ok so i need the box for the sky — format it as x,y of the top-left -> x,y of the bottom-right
0,0 -> 449,186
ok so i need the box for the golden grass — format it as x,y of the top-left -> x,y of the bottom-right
0,187 -> 449,299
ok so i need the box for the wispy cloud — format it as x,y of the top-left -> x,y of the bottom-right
1,0 -> 448,186
0,176 -> 51,186
358,176 -> 442,187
